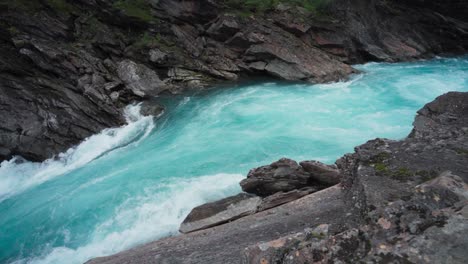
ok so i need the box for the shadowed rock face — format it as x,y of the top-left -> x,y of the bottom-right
1,0 -> 467,161
86,93 -> 468,264
0,34 -> 126,161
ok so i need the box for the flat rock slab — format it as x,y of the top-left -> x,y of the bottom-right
257,187 -> 318,211
179,193 -> 261,234
87,186 -> 355,264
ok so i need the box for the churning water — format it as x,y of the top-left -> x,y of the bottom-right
1,57 -> 468,263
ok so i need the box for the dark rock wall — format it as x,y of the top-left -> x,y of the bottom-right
0,0 -> 467,161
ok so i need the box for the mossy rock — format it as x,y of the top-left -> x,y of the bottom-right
46,0 -> 75,14
222,0 -> 332,16
455,148 -> 468,156
416,170 -> 439,183
0,0 -> 75,15
0,0 -> 42,13
113,0 -> 154,22
391,167 -> 413,181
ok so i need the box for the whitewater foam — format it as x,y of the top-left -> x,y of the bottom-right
12,173 -> 243,264
0,104 -> 154,202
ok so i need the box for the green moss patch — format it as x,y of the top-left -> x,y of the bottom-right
0,0 -> 42,13
416,170 -> 439,183
369,152 -> 391,164
133,32 -> 162,49
367,153 -> 422,182
392,167 -> 413,181
222,0 -> 332,15
374,163 -> 389,174
455,148 -> 468,156
46,0 -> 74,14
0,0 -> 75,14
113,0 -> 154,22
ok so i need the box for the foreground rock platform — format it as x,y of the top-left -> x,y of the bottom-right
87,92 -> 468,263
179,158 -> 339,234
88,186 -> 350,264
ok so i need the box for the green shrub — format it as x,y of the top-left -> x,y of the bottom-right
133,32 -> 162,48
455,148 -> 468,155
7,26 -> 19,35
222,0 -> 332,14
0,0 -> 42,12
0,0 -> 75,14
46,0 -> 74,14
113,0 -> 153,22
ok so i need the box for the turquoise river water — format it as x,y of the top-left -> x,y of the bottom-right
1,57 -> 468,263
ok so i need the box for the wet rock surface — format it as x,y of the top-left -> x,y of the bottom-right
1,0 -> 468,161
87,93 -> 468,263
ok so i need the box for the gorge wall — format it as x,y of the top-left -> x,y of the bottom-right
1,0 -> 467,161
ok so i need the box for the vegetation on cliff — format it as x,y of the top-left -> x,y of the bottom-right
223,0 -> 331,14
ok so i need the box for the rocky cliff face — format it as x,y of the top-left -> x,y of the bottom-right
1,0 -> 467,161
87,92 -> 468,264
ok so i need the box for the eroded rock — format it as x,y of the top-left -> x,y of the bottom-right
240,158 -> 339,197
149,49 -> 168,65
240,158 -> 313,196
300,160 -> 341,185
117,60 -> 165,97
